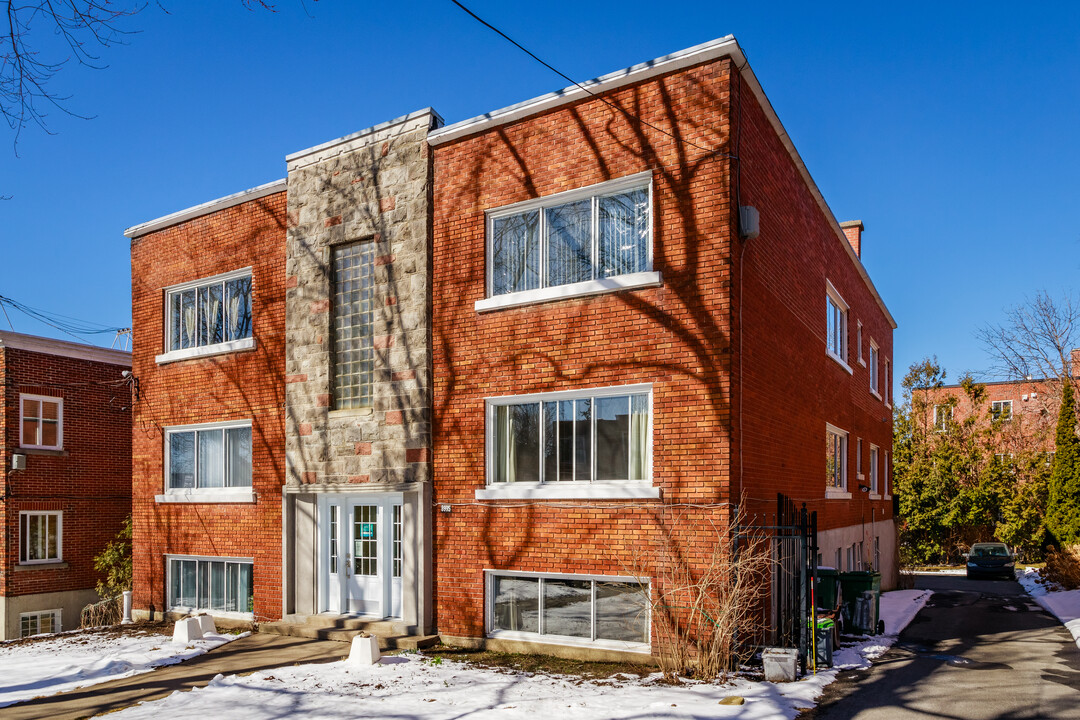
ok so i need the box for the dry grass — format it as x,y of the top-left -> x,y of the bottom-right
1041,545 -> 1080,590
417,645 -> 652,680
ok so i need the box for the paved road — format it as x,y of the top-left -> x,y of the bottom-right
802,573 -> 1080,720
0,633 -> 347,720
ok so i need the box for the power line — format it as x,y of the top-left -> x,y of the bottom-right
0,294 -> 126,343
448,0 -> 736,161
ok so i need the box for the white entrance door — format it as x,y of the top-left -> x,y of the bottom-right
321,495 -> 403,618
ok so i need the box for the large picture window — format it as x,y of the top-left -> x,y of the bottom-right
20,511 -> 61,564
167,271 -> 252,353
488,571 -> 649,648
166,422 -> 252,490
488,175 -> 651,297
488,387 -> 651,485
169,557 -> 254,614
332,241 -> 375,410
20,394 -> 62,449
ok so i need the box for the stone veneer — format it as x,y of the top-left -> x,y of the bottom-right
285,110 -> 439,488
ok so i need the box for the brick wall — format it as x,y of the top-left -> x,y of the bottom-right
129,192 -> 286,621
919,379 -> 1057,454
735,71 -> 895,532
431,58 -> 737,640
1,347 -> 131,599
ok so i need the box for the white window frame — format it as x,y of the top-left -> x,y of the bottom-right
869,444 -> 880,498
158,419 -> 255,503
934,404 -> 952,432
156,267 -> 256,365
856,437 -> 863,480
19,393 -> 63,450
484,569 -> 651,653
869,339 -> 881,399
165,554 -> 255,619
825,281 -> 851,373
992,400 -> 1013,423
856,321 -> 864,365
478,172 -> 661,312
480,384 -> 657,500
884,358 -> 892,407
19,511 -> 62,565
826,423 -> 851,498
20,609 -> 61,637
884,451 -> 891,499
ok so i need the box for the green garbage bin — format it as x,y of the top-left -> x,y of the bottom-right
837,571 -> 882,634
815,568 -> 841,612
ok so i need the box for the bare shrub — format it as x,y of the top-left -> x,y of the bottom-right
619,507 -> 773,682
81,596 -> 122,628
1041,545 -> 1080,590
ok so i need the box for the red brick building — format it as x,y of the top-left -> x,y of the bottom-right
125,182 -> 287,623
0,331 -> 131,639
429,36 -> 896,658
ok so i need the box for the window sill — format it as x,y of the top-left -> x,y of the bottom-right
825,488 -> 852,500
156,337 -> 256,365
486,629 -> 651,655
18,448 -> 68,457
826,351 -> 853,375
155,490 -> 256,504
329,406 -> 374,418
14,561 -> 68,572
869,493 -> 882,500
475,271 -> 662,313
168,607 -> 254,621
476,482 -> 661,501
870,389 -> 882,401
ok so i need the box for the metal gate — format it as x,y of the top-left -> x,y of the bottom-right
736,493 -> 818,675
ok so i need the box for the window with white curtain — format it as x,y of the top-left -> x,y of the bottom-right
488,386 -> 651,485
166,421 -> 252,490
166,270 -> 252,353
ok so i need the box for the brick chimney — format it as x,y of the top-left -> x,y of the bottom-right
1071,348 -> 1080,377
840,220 -> 864,258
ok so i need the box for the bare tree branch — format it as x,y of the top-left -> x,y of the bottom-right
977,291 -> 1080,383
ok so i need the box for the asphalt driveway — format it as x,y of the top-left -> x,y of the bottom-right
802,573 -> 1080,719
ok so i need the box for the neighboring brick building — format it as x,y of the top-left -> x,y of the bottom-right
125,182 -> 288,623
429,36 -> 896,659
0,331 -> 131,639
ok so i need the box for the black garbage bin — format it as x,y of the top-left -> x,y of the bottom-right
815,618 -> 835,668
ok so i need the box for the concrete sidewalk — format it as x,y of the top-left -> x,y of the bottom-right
0,632 -> 348,720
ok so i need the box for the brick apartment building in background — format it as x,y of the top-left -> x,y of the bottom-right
0,331 -> 131,639
124,35 -> 896,660
429,36 -> 896,658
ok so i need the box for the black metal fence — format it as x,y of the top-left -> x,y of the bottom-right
736,493 -> 818,676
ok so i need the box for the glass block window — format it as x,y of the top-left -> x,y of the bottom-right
332,242 -> 375,409
488,175 -> 651,296
166,423 -> 252,490
169,557 -> 254,613
489,572 -> 649,645
167,272 -> 252,352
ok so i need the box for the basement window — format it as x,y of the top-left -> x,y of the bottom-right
20,609 -> 61,637
486,570 -> 650,652
168,556 -> 254,615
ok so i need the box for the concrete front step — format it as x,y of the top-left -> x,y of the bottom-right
258,614 -> 439,651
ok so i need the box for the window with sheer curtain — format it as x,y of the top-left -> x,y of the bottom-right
167,271 -> 252,352
489,388 -> 650,485
166,422 -> 252,490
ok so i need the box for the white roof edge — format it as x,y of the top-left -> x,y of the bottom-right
428,36 -> 738,147
427,34 -> 896,329
124,179 -> 287,239
0,330 -> 131,366
285,107 -> 445,164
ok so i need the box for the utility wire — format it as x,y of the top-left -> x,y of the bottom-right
0,294 -> 126,343
449,0 -> 737,160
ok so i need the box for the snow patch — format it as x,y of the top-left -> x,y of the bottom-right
1018,568 -> 1080,651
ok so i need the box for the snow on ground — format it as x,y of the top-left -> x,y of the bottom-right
108,590 -> 932,720
0,628 -> 246,708
1018,567 -> 1080,650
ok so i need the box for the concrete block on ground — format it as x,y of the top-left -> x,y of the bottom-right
173,616 -> 204,643
348,634 -> 380,665
197,614 -> 217,635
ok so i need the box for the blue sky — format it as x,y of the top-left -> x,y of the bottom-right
1,1 -> 1078,394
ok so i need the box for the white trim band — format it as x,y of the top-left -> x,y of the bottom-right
476,482 -> 660,501
156,490 -> 257,504
156,337 -> 256,365
476,272 -> 662,313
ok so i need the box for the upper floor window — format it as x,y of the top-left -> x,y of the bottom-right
991,400 -> 1013,423
488,386 -> 651,486
869,340 -> 880,397
166,421 -> 252,491
20,394 -> 62,449
825,283 -> 848,366
934,404 -> 953,432
488,174 -> 652,298
869,445 -> 880,494
20,511 -> 61,564
826,424 -> 848,492
332,241 -> 375,410
856,321 -> 864,364
168,270 -> 252,353
884,359 -> 892,405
